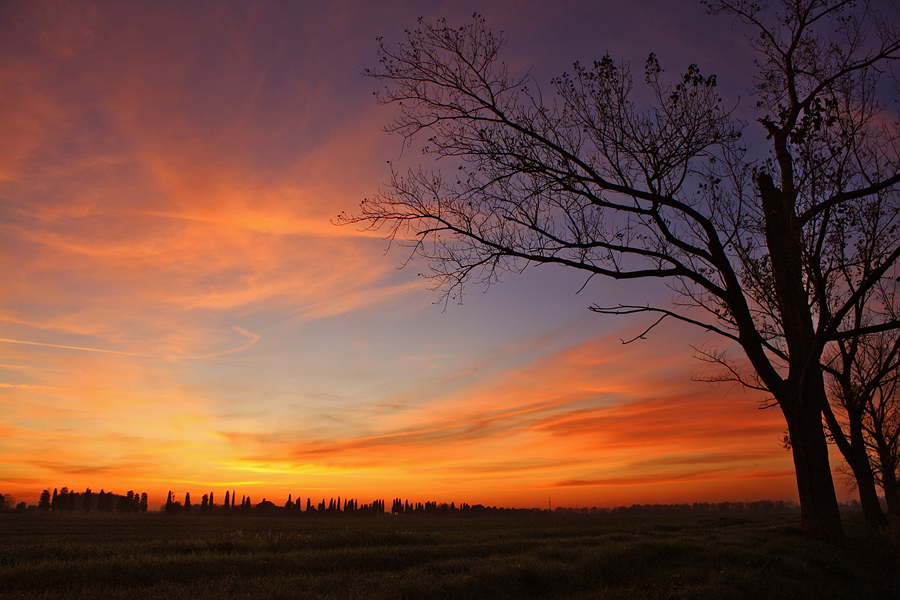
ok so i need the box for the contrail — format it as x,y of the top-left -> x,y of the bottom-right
0,338 -> 142,356
188,326 -> 261,359
0,326 -> 260,361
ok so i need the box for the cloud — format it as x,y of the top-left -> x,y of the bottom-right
212,331 -> 789,497
0,477 -> 45,486
26,461 -> 131,476
1,0 -> 420,368
544,468 -> 797,489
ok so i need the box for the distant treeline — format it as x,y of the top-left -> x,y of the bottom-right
6,487 -> 865,517
0,487 -> 148,514
163,490 -> 387,516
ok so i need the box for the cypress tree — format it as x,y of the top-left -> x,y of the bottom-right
38,489 -> 50,511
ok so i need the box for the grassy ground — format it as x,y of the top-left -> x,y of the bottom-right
0,511 -> 896,599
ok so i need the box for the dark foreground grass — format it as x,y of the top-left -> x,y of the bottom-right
0,511 -> 896,599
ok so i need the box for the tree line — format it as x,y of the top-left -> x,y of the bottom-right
163,490 -> 387,516
5,486 -> 862,518
9,487 -> 151,513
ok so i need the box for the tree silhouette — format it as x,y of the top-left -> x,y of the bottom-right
824,325 -> 900,517
117,491 -> 139,513
343,3 -> 900,543
867,387 -> 900,516
38,489 -> 50,511
49,487 -> 75,512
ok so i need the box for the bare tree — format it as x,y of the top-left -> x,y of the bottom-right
865,359 -> 900,515
824,331 -> 896,527
341,1 -> 900,543
825,314 -> 900,521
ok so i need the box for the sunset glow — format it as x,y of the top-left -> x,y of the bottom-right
1,0 -> 850,510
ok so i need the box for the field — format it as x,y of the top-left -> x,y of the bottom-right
0,511 -> 897,599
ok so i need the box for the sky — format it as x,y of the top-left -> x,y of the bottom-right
0,0 -> 847,510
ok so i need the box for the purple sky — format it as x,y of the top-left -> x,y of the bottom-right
1,0 -> 833,508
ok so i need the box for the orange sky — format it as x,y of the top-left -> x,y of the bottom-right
0,0 -> 855,509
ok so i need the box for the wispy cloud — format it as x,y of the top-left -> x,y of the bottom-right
204,333 -> 791,504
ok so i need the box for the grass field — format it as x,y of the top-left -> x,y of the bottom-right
0,511 -> 897,599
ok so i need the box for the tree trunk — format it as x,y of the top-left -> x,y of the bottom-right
883,473 -> 900,517
822,405 -> 888,527
846,446 -> 889,527
783,392 -> 846,544
878,445 -> 900,517
758,172 -> 845,545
